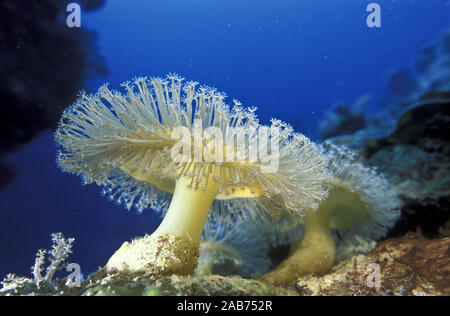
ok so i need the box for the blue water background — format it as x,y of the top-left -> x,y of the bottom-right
1,0 -> 449,278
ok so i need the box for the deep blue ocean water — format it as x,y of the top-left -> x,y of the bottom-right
1,0 -> 449,278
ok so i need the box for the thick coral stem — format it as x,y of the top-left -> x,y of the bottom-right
154,176 -> 219,243
261,207 -> 336,285
105,176 -> 219,275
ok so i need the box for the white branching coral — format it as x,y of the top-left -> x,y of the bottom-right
0,274 -> 34,296
32,249 -> 46,283
1,233 -> 75,295
37,233 -> 75,282
55,74 -> 329,275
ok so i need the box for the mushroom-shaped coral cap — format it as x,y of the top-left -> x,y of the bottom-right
55,74 -> 329,275
321,143 -> 401,245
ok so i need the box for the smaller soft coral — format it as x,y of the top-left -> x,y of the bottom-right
262,144 -> 401,285
37,233 -> 75,282
195,219 -> 272,278
0,233 -> 74,295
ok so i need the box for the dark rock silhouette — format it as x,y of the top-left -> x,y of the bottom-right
0,0 -> 107,190
318,95 -> 369,140
388,69 -> 419,97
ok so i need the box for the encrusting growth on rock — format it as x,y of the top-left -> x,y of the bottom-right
106,234 -> 198,275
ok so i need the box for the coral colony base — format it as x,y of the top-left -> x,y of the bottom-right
55,74 -> 329,276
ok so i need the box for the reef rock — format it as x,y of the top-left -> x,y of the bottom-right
364,91 -> 450,156
81,273 -> 293,296
418,30 -> 450,92
295,233 -> 450,296
369,94 -> 450,237
369,142 -> 450,237
3,233 -> 448,296
319,95 -> 370,140
0,0 -> 107,190
388,69 -> 419,97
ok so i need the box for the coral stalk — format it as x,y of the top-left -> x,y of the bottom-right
261,207 -> 336,285
154,176 -> 220,244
